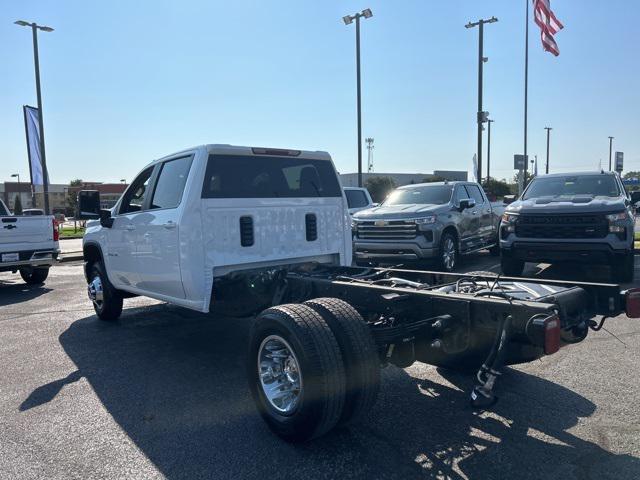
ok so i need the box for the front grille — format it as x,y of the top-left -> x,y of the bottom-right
515,214 -> 608,239
356,220 -> 418,240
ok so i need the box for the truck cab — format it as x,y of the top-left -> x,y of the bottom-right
80,144 -> 352,317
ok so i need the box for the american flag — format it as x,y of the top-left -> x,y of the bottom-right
533,0 -> 564,56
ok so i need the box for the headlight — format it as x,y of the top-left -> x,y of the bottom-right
606,212 -> 627,222
501,213 -> 518,233
351,219 -> 358,230
501,212 -> 518,224
415,215 -> 437,225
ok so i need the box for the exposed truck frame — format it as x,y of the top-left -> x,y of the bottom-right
238,264 -> 640,441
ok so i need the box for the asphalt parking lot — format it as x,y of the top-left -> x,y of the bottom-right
1,254 -> 639,480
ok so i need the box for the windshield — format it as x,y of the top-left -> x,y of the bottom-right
523,175 -> 620,200
383,185 -> 453,206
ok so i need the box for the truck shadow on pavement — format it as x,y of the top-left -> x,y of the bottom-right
0,280 -> 51,307
44,304 -> 639,480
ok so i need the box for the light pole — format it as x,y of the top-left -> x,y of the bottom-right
11,173 -> 20,184
486,119 -> 494,181
608,136 -> 614,171
15,20 -> 53,215
466,16 -> 498,184
343,8 -> 373,188
544,127 -> 552,174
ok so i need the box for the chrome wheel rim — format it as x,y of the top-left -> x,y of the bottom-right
88,275 -> 104,308
258,335 -> 303,414
443,237 -> 456,270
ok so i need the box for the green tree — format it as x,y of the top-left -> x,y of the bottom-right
623,171 -> 640,179
364,176 -> 397,203
14,195 -> 23,215
422,175 -> 447,183
482,178 -> 511,199
66,179 -> 83,215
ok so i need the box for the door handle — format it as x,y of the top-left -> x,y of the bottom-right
163,222 -> 176,229
143,232 -> 152,238
471,210 -> 478,215
125,225 -> 136,231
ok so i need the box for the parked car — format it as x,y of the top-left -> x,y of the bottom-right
0,199 -> 59,284
500,171 -> 638,281
343,187 -> 375,216
351,181 -> 503,271
75,146 -> 640,443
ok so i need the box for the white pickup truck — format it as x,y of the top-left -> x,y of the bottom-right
78,143 -> 640,443
0,199 -> 59,284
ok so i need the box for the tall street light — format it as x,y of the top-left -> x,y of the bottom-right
15,20 -> 53,215
466,16 -> 498,184
608,136 -> 614,171
486,119 -> 494,181
544,127 -> 552,174
343,8 -> 373,188
11,173 -> 21,184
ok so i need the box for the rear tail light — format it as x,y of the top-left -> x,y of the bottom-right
526,313 -> 561,355
53,219 -> 59,242
625,288 -> 640,318
543,314 -> 561,355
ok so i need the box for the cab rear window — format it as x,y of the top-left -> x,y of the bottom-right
202,154 -> 342,198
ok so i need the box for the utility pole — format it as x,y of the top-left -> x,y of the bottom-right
465,16 -> 498,184
523,0 -> 529,186
15,20 -> 54,215
608,136 -> 614,171
365,137 -> 374,172
544,127 -> 552,174
486,119 -> 494,181
343,9 -> 373,187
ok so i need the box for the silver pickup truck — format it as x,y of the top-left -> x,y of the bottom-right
352,181 -> 503,271
0,199 -> 59,284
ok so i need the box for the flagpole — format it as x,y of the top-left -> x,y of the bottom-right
523,0 -> 529,186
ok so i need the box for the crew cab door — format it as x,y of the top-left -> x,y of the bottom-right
134,155 -> 193,299
465,184 -> 494,245
107,166 -> 154,288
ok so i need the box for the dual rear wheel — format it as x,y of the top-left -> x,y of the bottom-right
248,298 -> 380,442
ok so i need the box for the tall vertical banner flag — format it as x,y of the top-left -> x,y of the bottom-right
472,154 -> 478,182
533,0 -> 564,56
22,105 -> 47,186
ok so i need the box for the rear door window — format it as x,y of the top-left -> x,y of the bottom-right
150,156 -> 193,209
202,155 -> 342,198
345,190 -> 369,208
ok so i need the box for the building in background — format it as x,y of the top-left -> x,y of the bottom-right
1,181 -> 127,215
339,170 -> 468,188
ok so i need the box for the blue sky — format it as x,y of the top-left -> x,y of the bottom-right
1,0 -> 638,184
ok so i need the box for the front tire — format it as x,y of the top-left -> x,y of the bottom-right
612,250 -> 634,283
438,232 -> 458,272
248,304 -> 346,442
88,262 -> 123,321
19,267 -> 49,285
303,298 -> 380,426
501,255 -> 525,276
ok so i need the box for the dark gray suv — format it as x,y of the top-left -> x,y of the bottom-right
500,171 -> 637,281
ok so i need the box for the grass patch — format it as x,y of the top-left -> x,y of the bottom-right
635,231 -> 640,241
59,226 -> 85,238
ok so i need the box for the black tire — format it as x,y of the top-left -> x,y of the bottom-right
248,304 -> 346,442
500,255 -> 524,276
88,262 -> 123,321
19,267 -> 49,285
438,231 -> 458,272
612,250 -> 634,283
303,298 -> 380,426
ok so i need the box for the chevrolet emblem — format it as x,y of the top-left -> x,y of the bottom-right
374,220 -> 387,227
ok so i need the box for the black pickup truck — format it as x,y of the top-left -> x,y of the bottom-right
500,171 -> 638,281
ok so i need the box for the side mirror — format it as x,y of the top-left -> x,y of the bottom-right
459,198 -> 476,210
630,191 -> 640,204
99,209 -> 114,228
503,195 -> 516,205
77,190 -> 100,220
